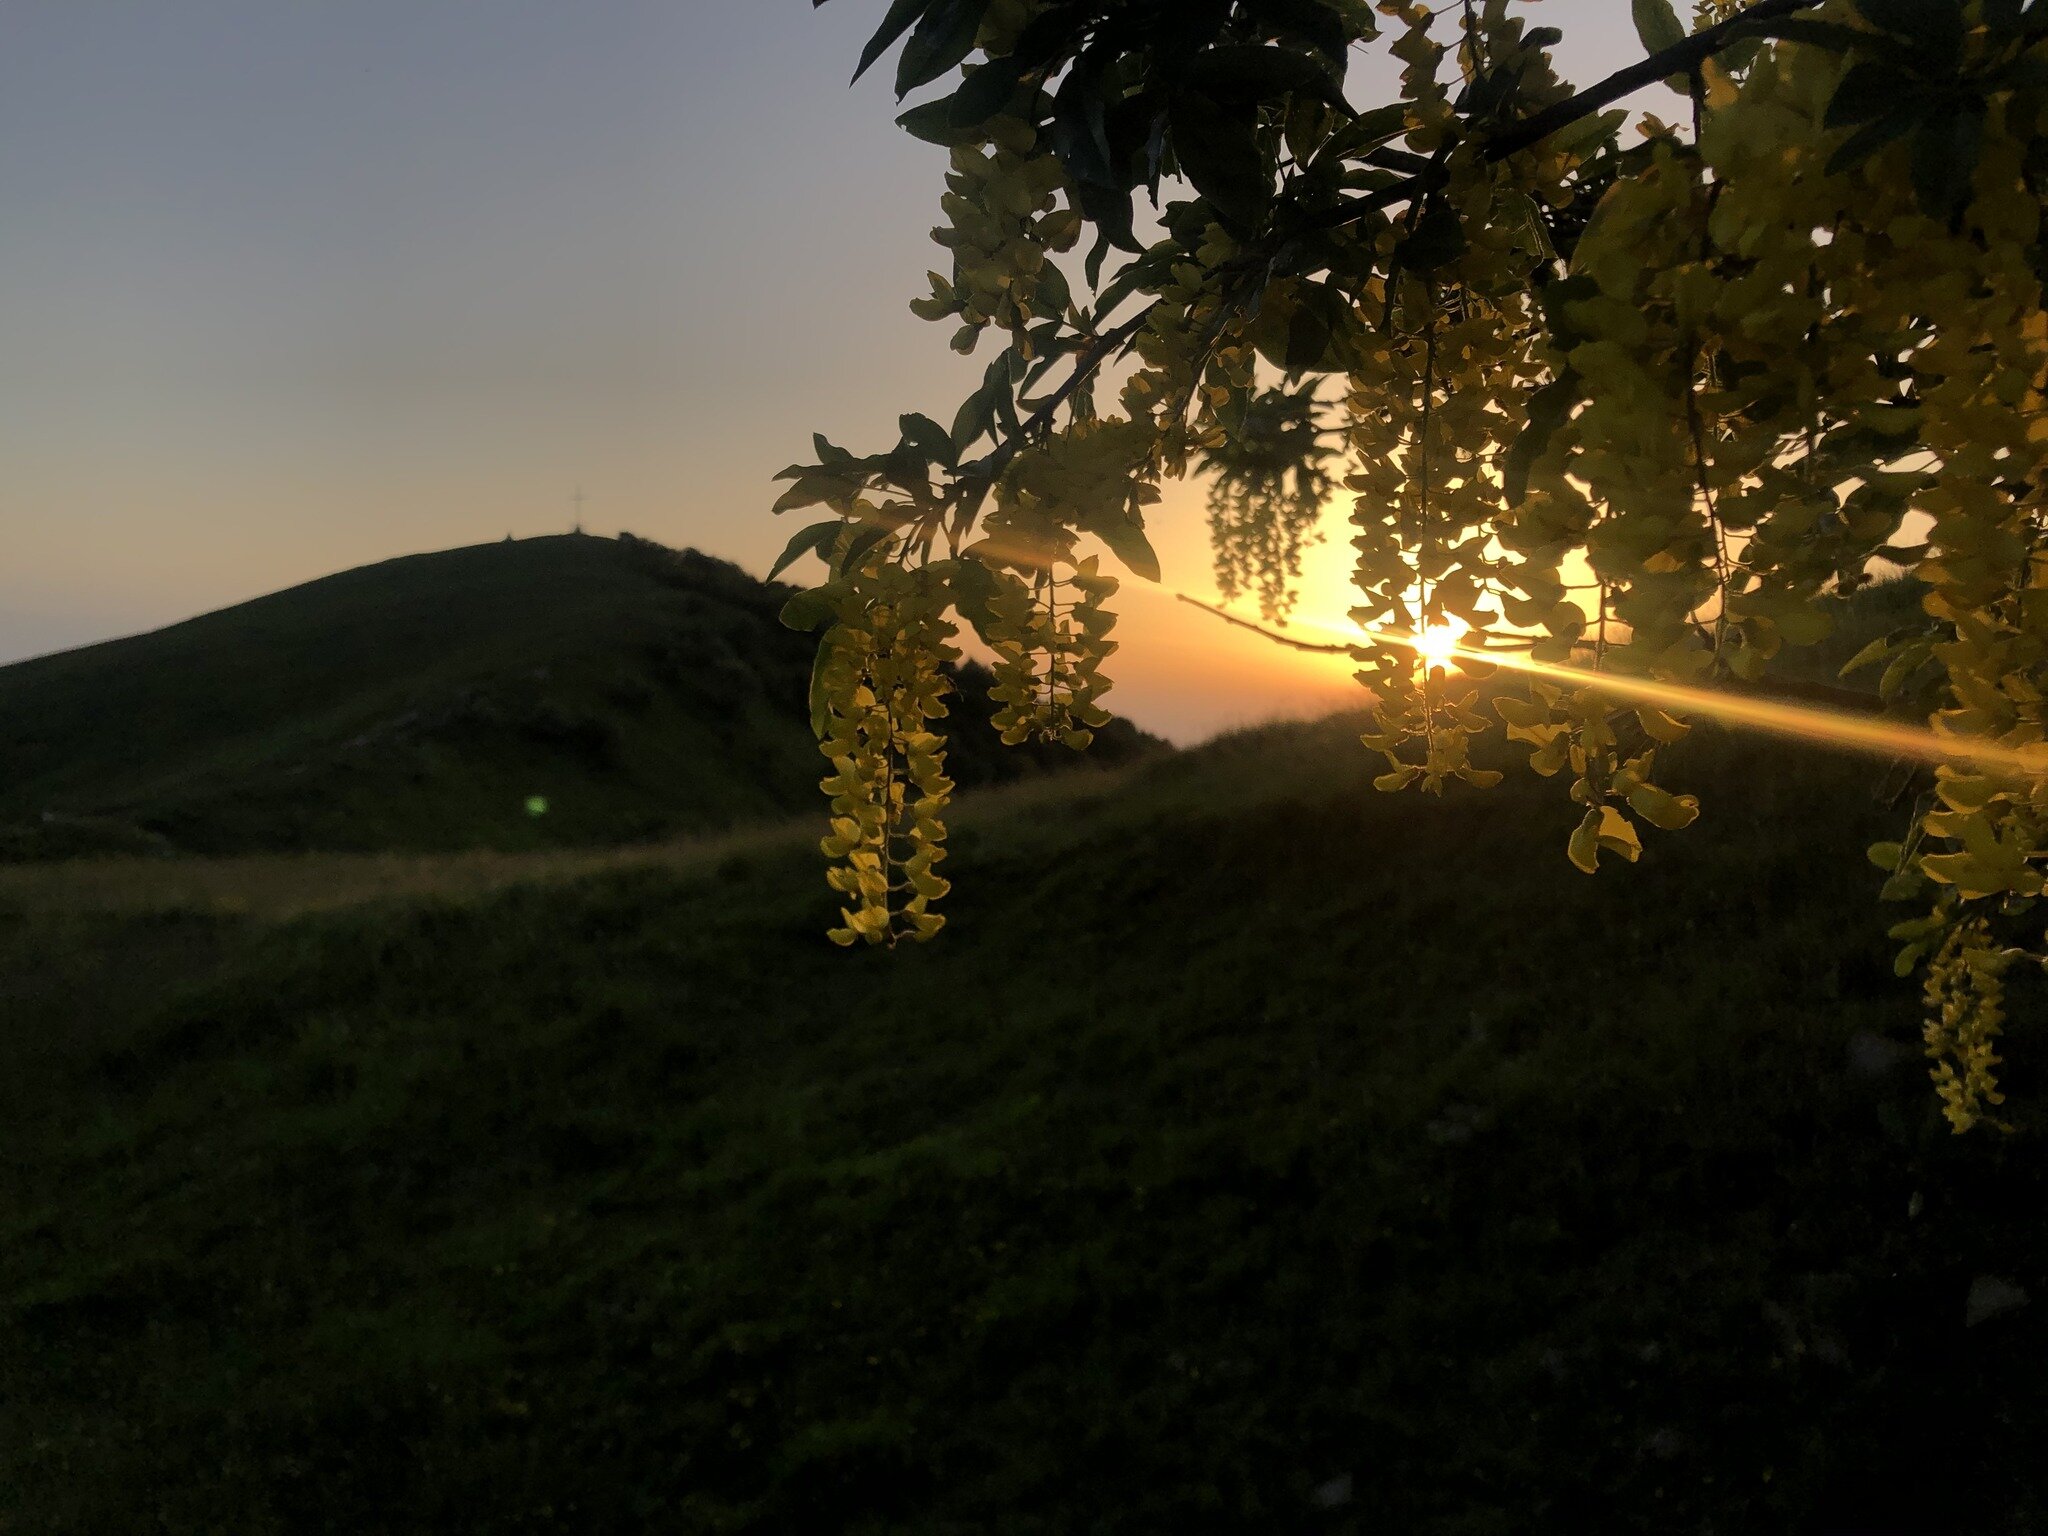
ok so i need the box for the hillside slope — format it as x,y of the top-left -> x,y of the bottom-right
0,533 -> 1160,858
0,714 -> 2041,1533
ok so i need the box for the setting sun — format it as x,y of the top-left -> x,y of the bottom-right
1411,621 -> 1466,670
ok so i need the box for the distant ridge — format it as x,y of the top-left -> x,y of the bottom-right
0,533 -> 1163,859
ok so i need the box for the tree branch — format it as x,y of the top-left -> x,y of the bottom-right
1312,0 -> 1824,228
944,306 -> 1153,549
1176,593 -> 1352,653
948,0 -> 1828,536
1481,0 -> 1822,163
977,309 -> 1154,483
1176,592 -> 1889,718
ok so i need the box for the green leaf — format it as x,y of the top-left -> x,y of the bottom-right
1083,228 -> 1114,290
1184,44 -> 1340,107
1839,635 -> 1892,677
991,354 -> 1024,434
1035,256 -> 1072,315
1050,48 -> 1114,181
983,351 -> 1020,436
1087,506 -> 1161,582
1311,101 -> 1408,167
834,523 -> 895,575
1879,644 -> 1927,700
773,476 -> 842,515
946,555 -> 1002,639
1910,99 -> 1984,221
1630,0 -> 1686,57
951,383 -> 996,450
1824,63 -> 1918,129
1284,292 -> 1332,372
1856,0 -> 1964,61
1070,173 -> 1142,254
853,0 -> 930,84
1394,198 -> 1466,272
781,581 -> 849,632
899,412 -> 959,468
808,643 -> 835,737
1168,89 -> 1271,230
1090,247 -> 1172,316
768,519 -> 842,581
896,54 -> 1025,143
1825,108 -> 1917,178
896,0 -> 993,98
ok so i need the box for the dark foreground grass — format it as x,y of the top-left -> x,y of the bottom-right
0,715 -> 2042,1534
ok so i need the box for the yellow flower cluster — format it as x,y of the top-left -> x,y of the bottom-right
1521,5 -> 2048,1122
1347,3 -> 1616,810
983,558 -> 1118,751
1121,226 -> 1253,476
794,0 -> 2048,1127
912,115 -> 1080,352
814,568 -> 959,947
1921,920 -> 2014,1134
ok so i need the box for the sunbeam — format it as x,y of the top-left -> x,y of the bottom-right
1186,594 -> 2048,780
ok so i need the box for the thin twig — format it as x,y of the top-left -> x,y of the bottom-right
1174,591 -> 1890,718
1479,0 -> 1820,162
1176,592 -> 1351,653
979,310 -> 1152,481
1308,0 -> 1822,229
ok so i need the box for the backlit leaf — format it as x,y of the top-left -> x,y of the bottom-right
1630,0 -> 1686,57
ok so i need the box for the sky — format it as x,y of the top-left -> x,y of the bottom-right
0,1 -> 1642,742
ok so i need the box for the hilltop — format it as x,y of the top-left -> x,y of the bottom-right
0,533 -> 1161,859
0,710 -> 2040,1532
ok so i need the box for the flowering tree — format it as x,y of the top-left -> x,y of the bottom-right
772,0 -> 2048,1131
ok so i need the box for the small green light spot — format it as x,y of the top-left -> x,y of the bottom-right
525,795 -> 549,817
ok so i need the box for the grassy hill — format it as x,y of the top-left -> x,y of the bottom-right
0,533 -> 1160,859
1,711 -> 2041,1533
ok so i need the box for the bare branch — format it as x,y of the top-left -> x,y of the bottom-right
1176,592 -> 1352,653
1483,0 -> 1822,163
977,309 -> 1154,482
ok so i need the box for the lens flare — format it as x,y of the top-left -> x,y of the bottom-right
1394,627 -> 2048,778
1412,622 -> 1464,670
1169,592 -> 2048,781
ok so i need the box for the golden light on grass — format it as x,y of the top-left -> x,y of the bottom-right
0,771 -> 1139,921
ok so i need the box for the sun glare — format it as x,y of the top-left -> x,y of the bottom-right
1412,622 -> 1464,670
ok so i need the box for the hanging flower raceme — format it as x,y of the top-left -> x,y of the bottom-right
1203,382 -> 1337,624
983,557 -> 1119,751
1920,919 -> 2017,1134
1345,2 -> 1585,800
814,565 -> 959,947
781,0 -> 2048,1128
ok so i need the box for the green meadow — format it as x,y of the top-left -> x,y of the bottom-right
3,706 -> 2041,1532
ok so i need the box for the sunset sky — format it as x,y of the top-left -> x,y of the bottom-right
0,1 -> 1643,742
